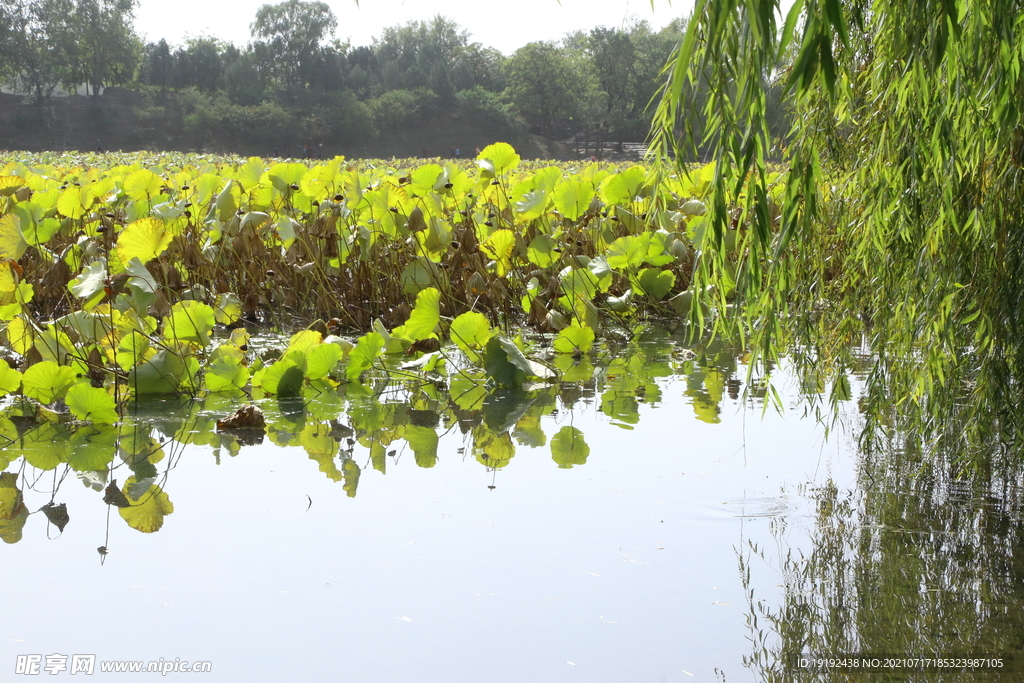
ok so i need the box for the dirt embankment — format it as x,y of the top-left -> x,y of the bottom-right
0,88 -> 575,161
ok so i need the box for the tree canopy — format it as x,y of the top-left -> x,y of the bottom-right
250,0 -> 338,91
654,0 -> 1024,458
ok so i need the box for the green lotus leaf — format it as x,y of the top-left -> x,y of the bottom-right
163,300 -> 216,346
206,353 -> 249,394
261,357 -> 304,396
483,335 -> 529,388
0,214 -> 28,261
0,176 -> 25,196
633,267 -> 676,300
5,316 -> 32,355
127,349 -> 197,395
213,292 -> 242,325
22,360 -> 76,403
346,332 -> 384,382
515,188 -> 550,221
400,257 -> 448,296
606,234 -> 651,270
22,217 -> 60,246
559,266 -> 598,302
125,257 -> 157,294
553,178 -> 596,221
481,229 -> 516,277
409,164 -> 444,196
65,382 -> 119,423
527,234 -> 558,268
0,363 -> 21,396
394,287 -> 440,342
554,320 -> 596,354
56,185 -> 94,220
214,178 -> 238,222
116,332 -> 153,371
599,166 -> 647,205
450,311 -> 495,358
305,343 -> 343,380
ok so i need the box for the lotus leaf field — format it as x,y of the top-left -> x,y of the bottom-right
0,143 -> 785,423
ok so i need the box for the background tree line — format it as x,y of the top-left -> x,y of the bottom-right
1,0 -> 792,157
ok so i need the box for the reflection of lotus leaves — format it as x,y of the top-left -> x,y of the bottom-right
687,392 -> 721,424
474,431 -> 515,469
405,425 -> 439,468
342,459 -> 360,497
300,423 -> 343,482
0,472 -> 25,519
513,414 -> 546,448
600,390 -> 640,429
0,504 -> 28,543
18,423 -> 73,470
551,426 -> 590,469
118,477 -> 174,533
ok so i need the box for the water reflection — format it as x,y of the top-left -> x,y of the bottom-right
0,329 -> 746,545
744,435 -> 1024,681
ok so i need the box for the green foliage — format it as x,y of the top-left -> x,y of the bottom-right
449,311 -> 495,359
65,382 -> 119,423
483,335 -> 531,388
392,287 -> 441,342
346,332 -> 384,383
554,321 -> 595,354
655,0 -> 1024,456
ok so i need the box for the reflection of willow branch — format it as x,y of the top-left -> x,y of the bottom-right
744,436 -> 1024,682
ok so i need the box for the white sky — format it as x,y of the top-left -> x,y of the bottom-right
133,0 -> 693,55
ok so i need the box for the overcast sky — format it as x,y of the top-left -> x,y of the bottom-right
133,0 -> 693,55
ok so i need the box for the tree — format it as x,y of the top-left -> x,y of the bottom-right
250,0 -> 337,92
66,0 -> 140,96
0,0 -> 73,105
374,15 -> 471,103
178,37 -> 226,94
506,41 -> 574,137
589,26 -> 637,150
654,0 -> 1024,456
142,39 -> 173,92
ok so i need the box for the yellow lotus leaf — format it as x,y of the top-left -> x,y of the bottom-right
0,214 -> 28,261
117,217 -> 172,266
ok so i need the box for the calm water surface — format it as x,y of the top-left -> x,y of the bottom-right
5,333 -> 1020,682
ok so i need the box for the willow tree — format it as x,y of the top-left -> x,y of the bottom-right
653,0 -> 1024,459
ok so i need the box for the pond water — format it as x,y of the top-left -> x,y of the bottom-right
3,330 -> 1022,682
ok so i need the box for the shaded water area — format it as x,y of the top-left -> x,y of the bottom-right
3,329 -> 1023,681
